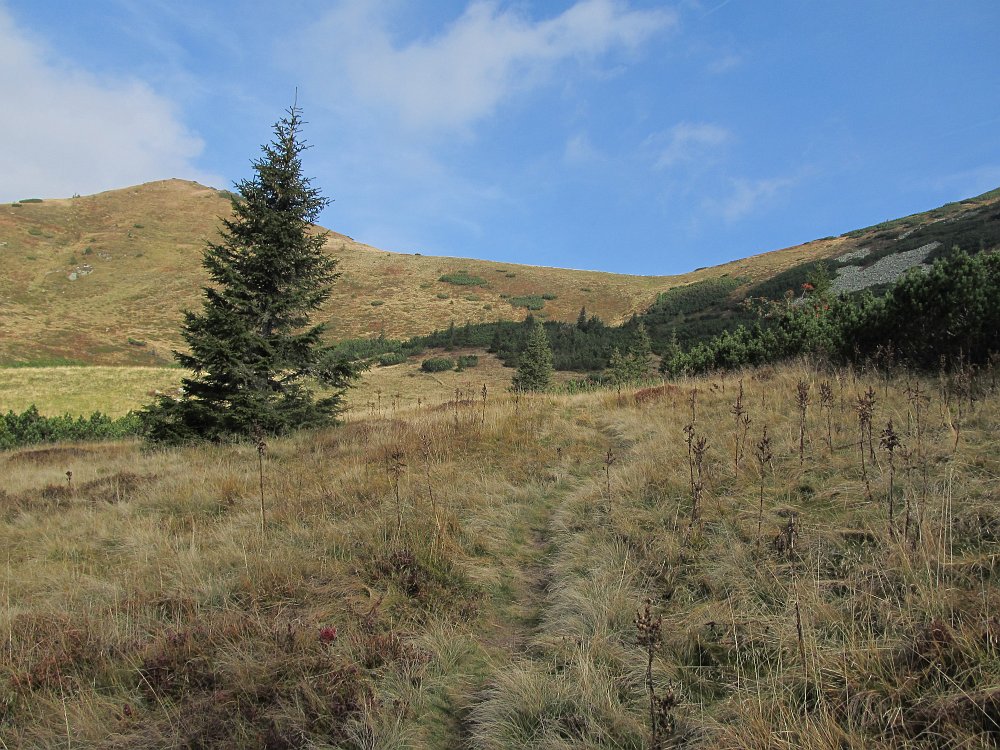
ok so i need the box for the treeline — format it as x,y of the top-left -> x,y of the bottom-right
333,249 -> 999,380
0,406 -> 142,450
417,311 -> 662,372
334,312 -> 641,373
663,250 -> 1000,375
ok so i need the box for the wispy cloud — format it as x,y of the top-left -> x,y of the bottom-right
709,175 -> 797,221
917,164 -> 1000,198
648,122 -> 732,169
0,6 -> 218,201
303,0 -> 676,132
564,132 -> 604,166
707,52 -> 742,74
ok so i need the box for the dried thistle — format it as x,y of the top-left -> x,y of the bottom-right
754,427 -> 773,545
880,419 -> 902,534
731,379 -> 747,479
418,436 -> 442,558
855,389 -> 875,501
795,380 -> 811,465
253,429 -> 267,535
635,599 -> 673,748
385,449 -> 407,540
604,448 -> 616,512
819,381 -> 834,453
690,436 -> 708,530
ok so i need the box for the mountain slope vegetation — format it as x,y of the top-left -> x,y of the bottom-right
4,180 -> 997,367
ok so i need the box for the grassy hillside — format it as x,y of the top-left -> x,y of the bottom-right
0,349 -> 579,419
1,179 -> 676,366
2,360 -> 998,747
8,180 -> 996,367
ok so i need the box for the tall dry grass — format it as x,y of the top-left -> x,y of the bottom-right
1,359 -> 998,748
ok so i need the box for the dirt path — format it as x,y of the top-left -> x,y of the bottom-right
453,415 -> 633,747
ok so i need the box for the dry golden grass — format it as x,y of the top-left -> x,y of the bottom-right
0,178 -> 925,366
0,366 -> 183,417
0,349 -> 572,418
2,360 -> 998,748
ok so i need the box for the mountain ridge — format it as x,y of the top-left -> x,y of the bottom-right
2,179 -> 998,366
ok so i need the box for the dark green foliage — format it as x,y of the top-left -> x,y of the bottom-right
509,295 -> 545,310
409,314 -> 621,373
747,261 -> 835,302
644,277 -> 752,348
456,355 -> 479,369
18,198 -> 43,203
141,107 -> 354,442
4,357 -> 88,368
875,249 -> 1000,368
421,357 -> 455,373
376,351 -> 408,366
652,277 -> 746,316
439,271 -> 488,287
511,318 -> 553,392
541,292 -> 558,300
607,320 -> 653,386
663,250 -> 1000,375
0,406 -> 141,449
330,336 -> 419,362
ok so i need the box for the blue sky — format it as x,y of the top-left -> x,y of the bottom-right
2,1 -> 998,274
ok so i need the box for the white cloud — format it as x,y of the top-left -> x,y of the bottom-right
0,6 -> 218,201
711,175 -> 797,221
564,132 -> 603,166
305,0 -> 676,132
649,122 -> 731,169
707,52 -> 742,74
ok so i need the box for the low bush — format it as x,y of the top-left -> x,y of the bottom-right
377,351 -> 408,366
509,295 -> 545,310
421,357 -> 455,373
439,272 -> 488,287
456,355 -> 479,369
0,406 -> 142,449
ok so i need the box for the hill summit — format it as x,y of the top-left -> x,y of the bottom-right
2,180 -> 998,366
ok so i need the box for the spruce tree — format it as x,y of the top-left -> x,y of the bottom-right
511,318 -> 554,392
142,106 -> 353,442
626,321 -> 653,380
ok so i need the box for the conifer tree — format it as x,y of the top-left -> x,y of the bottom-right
626,321 -> 653,380
608,346 -> 629,392
512,318 -> 554,392
142,106 -> 353,442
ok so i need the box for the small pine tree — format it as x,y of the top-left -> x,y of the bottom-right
608,322 -> 653,385
142,106 -> 354,442
626,321 -> 653,380
658,329 -> 682,377
512,318 -> 553,392
608,346 -> 629,392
